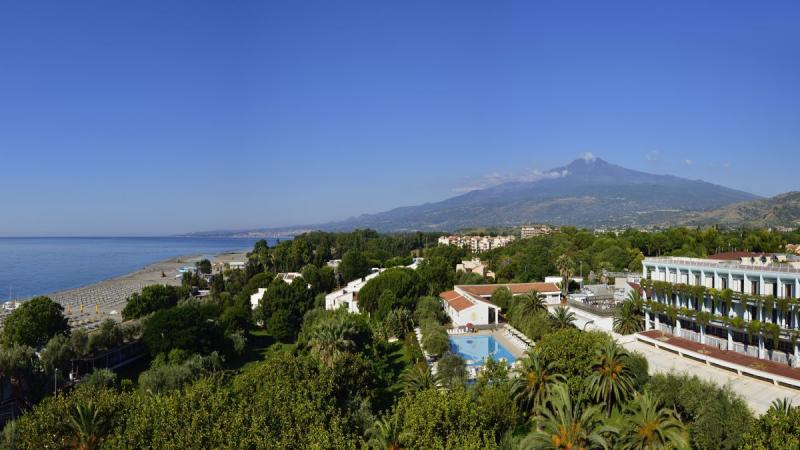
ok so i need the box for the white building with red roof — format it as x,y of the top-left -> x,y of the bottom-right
439,282 -> 561,326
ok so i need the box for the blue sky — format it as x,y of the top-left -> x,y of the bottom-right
1,1 -> 798,236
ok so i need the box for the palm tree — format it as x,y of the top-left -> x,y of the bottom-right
400,362 -> 440,395
614,301 -> 644,335
308,318 -> 356,367
513,290 -> 547,319
521,383 -> 614,449
511,352 -> 566,417
549,306 -> 576,330
626,289 -> 644,309
586,342 -> 636,417
367,414 -> 406,450
769,398 -> 794,415
555,255 -> 575,298
67,401 -> 107,450
619,392 -> 687,450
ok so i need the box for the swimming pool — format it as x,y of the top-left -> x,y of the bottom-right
449,335 -> 518,367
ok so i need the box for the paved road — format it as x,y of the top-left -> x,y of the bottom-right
619,336 -> 800,414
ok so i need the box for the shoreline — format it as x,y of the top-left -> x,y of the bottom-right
2,250 -> 249,330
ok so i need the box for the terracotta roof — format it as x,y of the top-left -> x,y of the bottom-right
640,330 -> 800,382
439,290 -> 474,312
458,283 -> 560,298
708,252 -> 764,261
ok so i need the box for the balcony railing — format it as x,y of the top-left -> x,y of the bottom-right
645,257 -> 800,275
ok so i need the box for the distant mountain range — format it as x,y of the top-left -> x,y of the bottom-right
680,191 -> 800,229
192,157 -> 800,236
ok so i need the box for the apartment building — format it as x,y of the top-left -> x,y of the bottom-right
437,235 -> 515,253
520,224 -> 555,238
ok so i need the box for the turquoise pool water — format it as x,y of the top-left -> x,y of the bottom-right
449,335 -> 517,367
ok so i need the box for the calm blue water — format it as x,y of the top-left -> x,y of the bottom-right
449,335 -> 517,367
0,237 -> 276,300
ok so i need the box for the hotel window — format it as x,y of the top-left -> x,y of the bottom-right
720,278 -> 728,290
785,283 -> 794,299
751,280 -> 760,295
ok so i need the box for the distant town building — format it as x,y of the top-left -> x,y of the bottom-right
228,261 -> 246,270
437,235 -> 515,253
456,259 -> 494,278
520,224 -> 555,239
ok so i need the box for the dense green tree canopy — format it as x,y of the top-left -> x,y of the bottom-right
482,227 -> 790,283
121,285 -> 186,320
2,296 -> 69,348
340,250 -> 370,283
357,268 -> 423,317
255,278 -> 314,341
416,256 -> 456,296
142,303 -> 228,356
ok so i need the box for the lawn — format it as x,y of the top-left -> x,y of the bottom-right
381,339 -> 416,405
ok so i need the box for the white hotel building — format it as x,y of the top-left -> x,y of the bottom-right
440,283 -> 561,327
641,253 -> 800,366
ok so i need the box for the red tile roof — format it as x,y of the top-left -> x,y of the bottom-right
708,252 -> 764,261
458,283 -> 560,298
640,330 -> 800,381
439,290 -> 475,312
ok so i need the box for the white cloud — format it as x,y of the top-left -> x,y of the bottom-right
684,159 -> 693,166
452,168 -> 569,193
722,162 -> 731,169
580,152 -> 596,161
646,150 -> 660,161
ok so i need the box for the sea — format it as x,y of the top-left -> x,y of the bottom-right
0,237 -> 279,302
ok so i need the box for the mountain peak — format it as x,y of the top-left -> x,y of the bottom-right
560,155 -> 619,176
304,157 -> 761,232
566,155 -> 608,168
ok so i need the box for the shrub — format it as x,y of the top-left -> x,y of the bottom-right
437,352 -> 467,389
414,296 -> 447,324
646,373 -> 753,449
534,328 -> 611,397
421,323 -> 450,357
